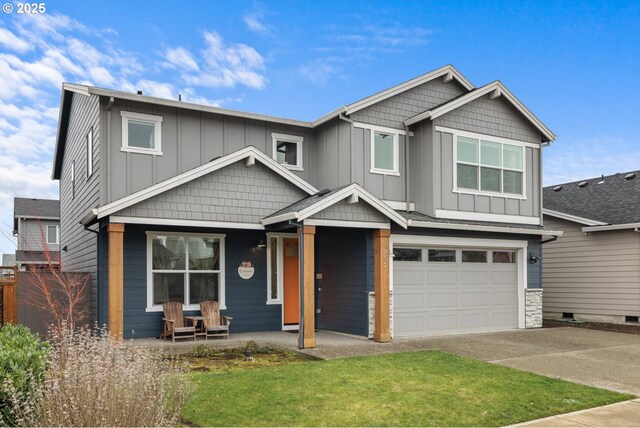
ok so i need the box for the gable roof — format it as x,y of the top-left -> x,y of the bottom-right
543,170 -> 640,227
13,198 -> 60,233
262,183 -> 408,228
81,146 -> 319,225
344,64 -> 474,116
404,81 -> 556,142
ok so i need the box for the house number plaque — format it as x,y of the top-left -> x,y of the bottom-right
238,261 -> 255,279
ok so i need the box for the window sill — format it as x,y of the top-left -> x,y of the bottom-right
370,168 -> 400,177
145,304 -> 227,313
280,164 -> 303,172
121,147 -> 163,156
266,300 -> 282,305
453,188 -> 526,200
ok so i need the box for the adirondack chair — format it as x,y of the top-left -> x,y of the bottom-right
200,300 -> 233,339
161,301 -> 196,342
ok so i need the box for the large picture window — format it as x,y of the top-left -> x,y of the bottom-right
147,232 -> 225,311
455,133 -> 524,196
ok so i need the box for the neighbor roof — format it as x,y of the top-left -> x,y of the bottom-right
543,170 -> 640,225
15,250 -> 60,264
13,198 -> 60,233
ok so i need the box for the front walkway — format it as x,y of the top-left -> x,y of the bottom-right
513,399 -> 640,427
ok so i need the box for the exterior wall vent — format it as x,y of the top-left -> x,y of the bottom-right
562,312 -> 574,319
625,315 -> 639,324
552,185 -> 563,192
624,172 -> 637,180
578,181 -> 588,188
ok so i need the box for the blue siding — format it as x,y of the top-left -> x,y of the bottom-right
316,228 -> 369,336
115,225 -> 280,339
391,226 -> 543,288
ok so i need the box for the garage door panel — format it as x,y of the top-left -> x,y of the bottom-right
393,243 -> 519,338
427,292 -> 458,307
427,270 -> 457,285
395,293 -> 425,310
461,271 -> 489,284
394,269 -> 423,285
492,270 -> 518,284
461,292 -> 489,306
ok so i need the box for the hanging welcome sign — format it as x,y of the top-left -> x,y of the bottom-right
238,261 -> 255,279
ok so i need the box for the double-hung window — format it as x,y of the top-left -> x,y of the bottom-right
456,134 -> 524,196
272,133 -> 303,171
147,233 -> 225,311
121,111 -> 163,155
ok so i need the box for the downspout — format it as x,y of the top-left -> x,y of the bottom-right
339,113 -> 355,183
405,124 -> 411,212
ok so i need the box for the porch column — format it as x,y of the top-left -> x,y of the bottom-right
373,229 -> 391,342
301,225 -> 316,348
108,223 -> 124,340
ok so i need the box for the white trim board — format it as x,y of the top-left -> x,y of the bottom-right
110,216 -> 265,230
435,126 -> 541,149
346,65 -> 475,115
390,234 -> 528,330
407,219 -> 562,237
89,146 -> 319,221
542,209 -> 608,226
303,219 -> 391,229
582,222 -> 640,233
406,81 -> 556,142
383,200 -> 415,211
434,209 -> 541,225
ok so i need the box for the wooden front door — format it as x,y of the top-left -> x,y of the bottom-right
283,238 -> 300,325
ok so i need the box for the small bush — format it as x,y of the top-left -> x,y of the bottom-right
8,326 -> 187,427
244,340 -> 275,355
0,324 -> 48,426
186,344 -> 216,358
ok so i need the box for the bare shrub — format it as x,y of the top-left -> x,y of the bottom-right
10,326 -> 187,427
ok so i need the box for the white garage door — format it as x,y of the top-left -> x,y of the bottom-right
393,246 -> 519,337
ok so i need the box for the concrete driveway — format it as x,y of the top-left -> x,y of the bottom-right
298,327 -> 640,396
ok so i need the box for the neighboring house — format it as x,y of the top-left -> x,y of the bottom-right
52,64 -> 561,346
542,171 -> 640,324
12,198 -> 60,271
1,253 -> 16,278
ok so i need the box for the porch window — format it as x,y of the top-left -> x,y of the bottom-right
147,232 -> 225,311
272,133 -> 303,171
121,111 -> 163,155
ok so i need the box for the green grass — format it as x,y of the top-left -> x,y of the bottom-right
182,350 -> 634,427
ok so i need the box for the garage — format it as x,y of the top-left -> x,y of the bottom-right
391,237 -> 525,338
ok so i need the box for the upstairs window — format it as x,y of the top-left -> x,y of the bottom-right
121,111 -> 163,155
371,130 -> 399,175
46,225 -> 59,245
272,133 -> 303,170
456,134 -> 524,196
86,127 -> 94,178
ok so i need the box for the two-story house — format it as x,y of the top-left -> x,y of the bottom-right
12,197 -> 60,271
51,64 -> 561,347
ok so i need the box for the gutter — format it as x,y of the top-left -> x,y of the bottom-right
582,222 -> 640,233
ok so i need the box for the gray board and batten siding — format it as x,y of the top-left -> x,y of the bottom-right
101,97 -> 315,205
542,216 -> 640,319
60,93 -> 101,323
114,160 -> 309,224
408,95 -> 543,218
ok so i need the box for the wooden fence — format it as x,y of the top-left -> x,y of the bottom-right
0,266 -> 17,326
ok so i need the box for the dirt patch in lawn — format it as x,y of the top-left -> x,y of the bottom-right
172,342 -> 310,373
544,319 -> 640,335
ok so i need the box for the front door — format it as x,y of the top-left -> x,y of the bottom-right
282,238 -> 300,326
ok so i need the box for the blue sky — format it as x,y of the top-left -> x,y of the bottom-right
0,0 -> 639,256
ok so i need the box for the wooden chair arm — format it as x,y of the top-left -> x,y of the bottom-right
223,316 -> 234,320
162,318 -> 175,324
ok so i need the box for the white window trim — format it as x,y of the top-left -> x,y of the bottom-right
390,234 -> 528,330
145,231 -> 225,312
444,127 -> 528,200
271,133 -> 303,171
46,225 -> 59,245
265,232 -> 297,305
121,111 -> 163,156
86,127 -> 93,179
369,129 -> 400,176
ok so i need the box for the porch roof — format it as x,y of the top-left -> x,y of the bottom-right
261,183 -> 408,228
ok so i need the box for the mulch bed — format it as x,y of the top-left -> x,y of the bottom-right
544,319 -> 640,335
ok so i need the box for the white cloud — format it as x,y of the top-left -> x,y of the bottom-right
164,47 -> 199,72
243,13 -> 270,34
0,28 -> 31,53
298,58 -> 344,85
135,80 -> 175,99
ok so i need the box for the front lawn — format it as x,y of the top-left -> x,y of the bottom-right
182,350 -> 633,427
